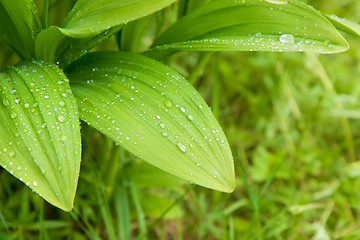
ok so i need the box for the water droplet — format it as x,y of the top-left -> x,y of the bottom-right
156,115 -> 161,119
58,101 -> 66,107
32,181 -> 38,186
14,98 -> 20,104
198,104 -> 203,109
11,112 -> 18,119
24,103 -> 30,108
188,115 -> 193,120
8,151 -> 15,157
177,143 -> 186,152
160,123 -> 165,128
61,136 -> 67,141
181,107 -> 186,113
279,34 -> 295,44
164,100 -> 173,109
3,100 -> 9,106
162,132 -> 168,137
57,115 -> 65,122
44,95 -> 49,99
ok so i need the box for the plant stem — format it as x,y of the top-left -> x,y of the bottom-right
42,0 -> 49,29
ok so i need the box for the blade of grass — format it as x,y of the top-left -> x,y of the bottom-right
129,181 -> 147,239
116,147 -> 131,240
228,214 -> 235,240
39,201 -> 49,240
93,162 -> 116,240
0,210 -> 8,231
70,210 -> 102,240
188,52 -> 215,85
239,162 -> 263,240
306,53 -> 356,162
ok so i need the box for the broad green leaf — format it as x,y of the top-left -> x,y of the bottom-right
0,0 -> 41,59
62,0 -> 176,38
35,0 -> 176,64
324,14 -> 360,38
67,51 -> 235,193
145,0 -> 349,58
0,61 -> 81,211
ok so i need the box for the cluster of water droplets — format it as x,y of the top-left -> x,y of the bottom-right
0,62 -> 81,195
73,58 -> 234,183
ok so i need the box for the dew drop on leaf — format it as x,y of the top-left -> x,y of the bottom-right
10,113 -> 18,119
164,100 -> 173,109
57,115 -> 65,122
279,34 -> 295,44
177,143 -> 186,152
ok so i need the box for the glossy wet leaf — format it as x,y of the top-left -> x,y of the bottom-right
325,14 -> 360,38
0,61 -> 81,211
67,51 -> 235,193
146,0 -> 349,59
0,0 -> 41,59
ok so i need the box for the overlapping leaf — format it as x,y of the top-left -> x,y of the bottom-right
35,0 -> 176,63
325,14 -> 360,38
0,61 -> 81,211
67,52 -> 235,192
62,0 -> 176,38
145,0 -> 349,59
0,0 -> 41,59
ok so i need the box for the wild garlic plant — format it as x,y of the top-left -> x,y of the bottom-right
0,0 -> 358,211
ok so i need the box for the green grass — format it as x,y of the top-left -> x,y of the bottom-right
1,0 -> 360,239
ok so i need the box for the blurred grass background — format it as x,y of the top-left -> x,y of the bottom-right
1,0 -> 360,239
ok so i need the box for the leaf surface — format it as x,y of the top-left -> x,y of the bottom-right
0,61 -> 81,211
35,0 -> 175,64
67,51 -> 235,192
145,0 -> 349,58
0,0 -> 41,59
324,14 -> 360,38
62,0 -> 176,38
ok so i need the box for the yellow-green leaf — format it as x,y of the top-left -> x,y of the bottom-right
0,61 -> 81,211
145,0 -> 349,59
67,51 -> 235,193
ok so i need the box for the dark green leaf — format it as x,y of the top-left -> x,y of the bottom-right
67,51 -> 235,193
145,0 -> 349,59
0,0 -> 41,59
0,61 -> 81,211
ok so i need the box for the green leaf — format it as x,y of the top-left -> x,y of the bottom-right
35,25 -> 122,66
0,0 -> 41,59
35,0 -> 176,64
0,61 -> 81,211
119,17 -> 150,53
145,0 -> 349,58
67,51 -> 235,193
61,0 -> 176,38
324,14 -> 360,38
